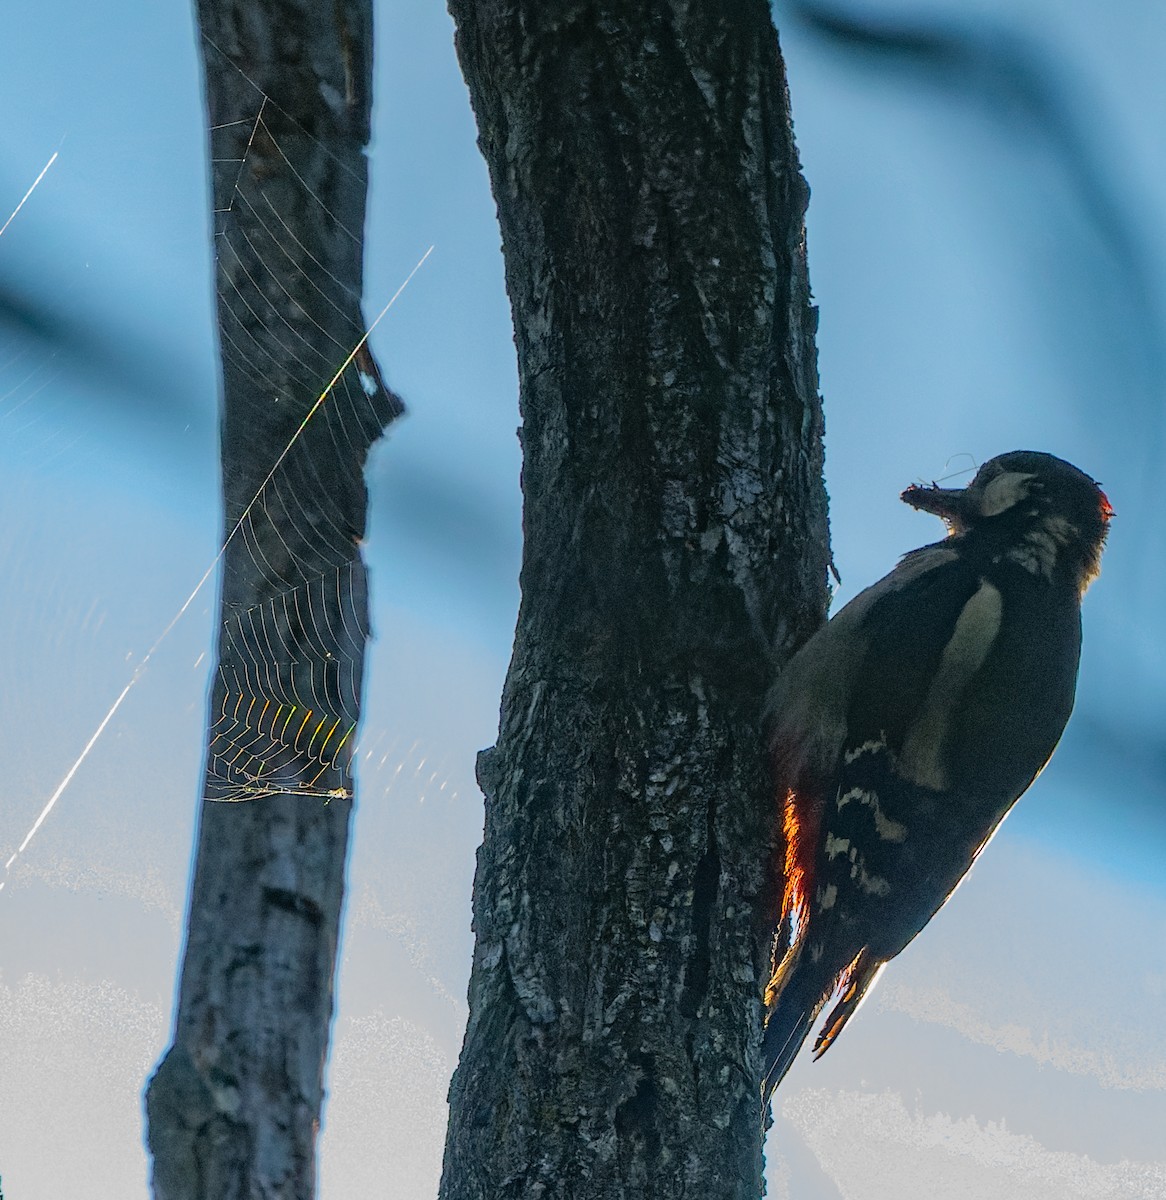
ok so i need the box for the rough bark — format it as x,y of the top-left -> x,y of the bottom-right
145,3 -> 398,1197
440,2 -> 828,1197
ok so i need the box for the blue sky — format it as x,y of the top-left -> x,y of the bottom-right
0,1 -> 1163,1197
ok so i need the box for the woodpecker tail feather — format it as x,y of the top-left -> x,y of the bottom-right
762,1006 -> 813,1101
812,948 -> 885,1060
762,949 -> 888,1099
761,965 -> 829,1101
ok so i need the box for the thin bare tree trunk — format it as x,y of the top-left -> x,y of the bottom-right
440,2 -> 828,1196
145,3 -> 398,1196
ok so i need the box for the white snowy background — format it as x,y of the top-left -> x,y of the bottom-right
0,0 -> 1163,1197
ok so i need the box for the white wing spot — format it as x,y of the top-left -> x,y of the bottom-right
857,866 -> 890,896
837,786 -> 908,842
873,807 -> 907,843
825,834 -> 851,859
844,737 -> 886,764
359,370 -> 378,397
837,786 -> 874,809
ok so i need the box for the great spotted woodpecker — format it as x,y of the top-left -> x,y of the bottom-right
761,450 -> 1111,1099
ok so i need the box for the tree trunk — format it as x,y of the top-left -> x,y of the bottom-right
440,2 -> 828,1197
145,3 -> 398,1196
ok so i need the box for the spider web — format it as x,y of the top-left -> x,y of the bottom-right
198,37 -> 412,804
207,563 -> 365,802
0,38 -> 429,885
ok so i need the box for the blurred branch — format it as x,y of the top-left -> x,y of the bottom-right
785,0 -> 1165,404
1,276 -> 206,423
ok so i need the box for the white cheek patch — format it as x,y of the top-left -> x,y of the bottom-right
1044,515 -> 1078,542
1007,514 -> 1080,579
899,579 -> 1004,791
979,471 -> 1036,517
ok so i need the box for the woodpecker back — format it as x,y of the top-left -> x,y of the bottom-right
761,451 -> 1111,1099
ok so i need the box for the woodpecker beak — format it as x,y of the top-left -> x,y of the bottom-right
900,482 -> 972,533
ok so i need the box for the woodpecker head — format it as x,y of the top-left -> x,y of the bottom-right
901,451 -> 1112,593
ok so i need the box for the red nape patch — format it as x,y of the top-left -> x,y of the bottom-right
1098,489 -> 1115,521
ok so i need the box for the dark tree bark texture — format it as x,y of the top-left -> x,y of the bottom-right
145,2 -> 398,1196
441,2 -> 828,1197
